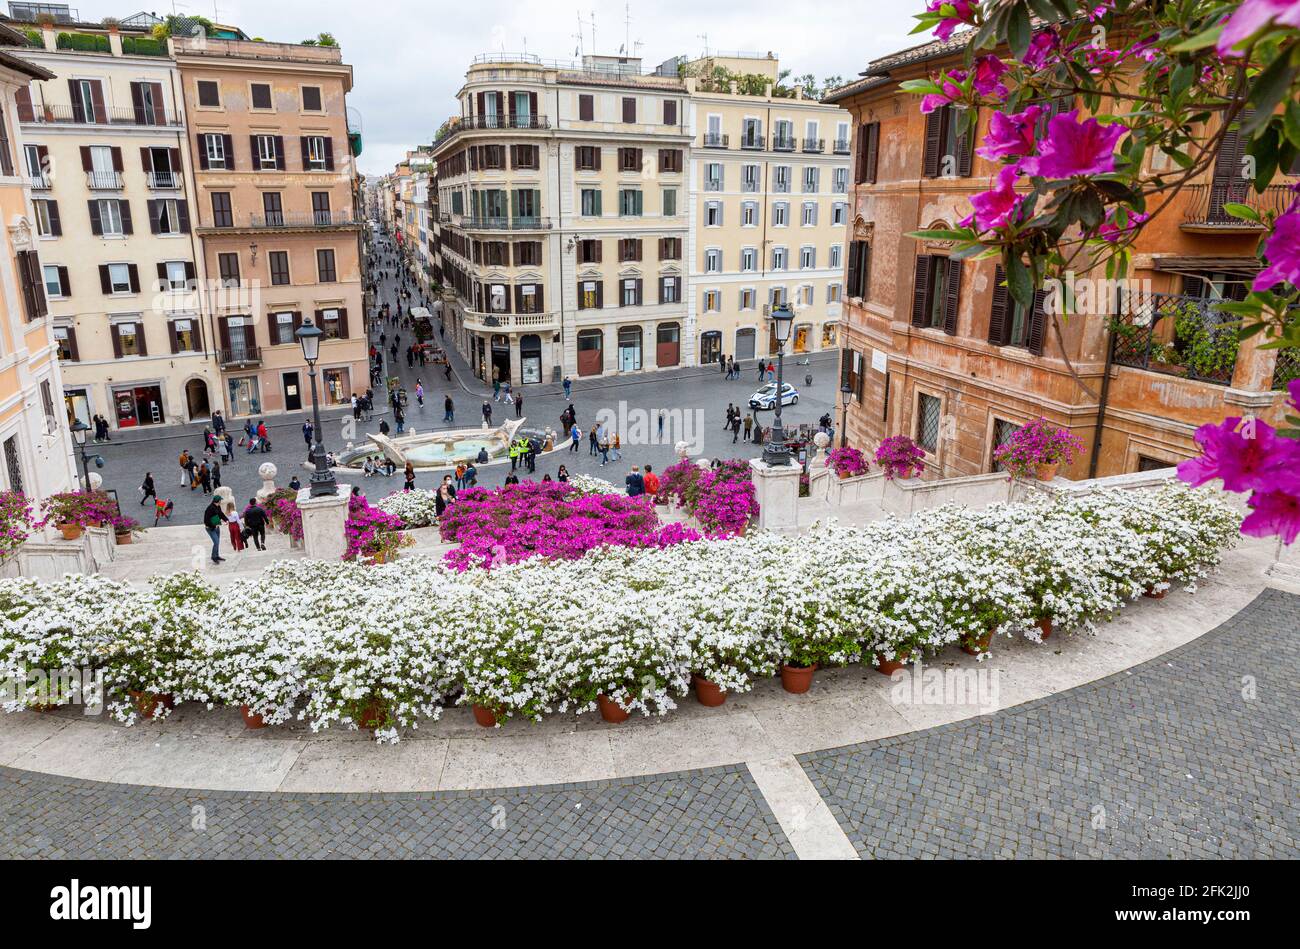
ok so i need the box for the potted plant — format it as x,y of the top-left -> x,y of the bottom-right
111,514 -> 142,545
992,417 -> 1086,481
39,491 -> 117,540
875,435 -> 927,481
825,446 -> 869,480
343,495 -> 412,563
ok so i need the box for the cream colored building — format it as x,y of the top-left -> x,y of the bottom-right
13,19 -> 217,431
0,22 -> 76,498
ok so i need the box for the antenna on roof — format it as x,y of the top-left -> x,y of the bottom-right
591,9 -> 596,55
698,33 -> 709,58
623,2 -> 631,57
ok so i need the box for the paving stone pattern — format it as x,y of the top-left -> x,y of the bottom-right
800,589 -> 1300,859
0,764 -> 796,859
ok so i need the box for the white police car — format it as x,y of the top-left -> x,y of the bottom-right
748,382 -> 799,409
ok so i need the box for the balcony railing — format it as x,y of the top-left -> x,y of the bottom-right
459,215 -> 553,230
243,212 -> 362,230
24,103 -> 183,128
702,132 -> 729,148
833,139 -> 851,154
434,113 -> 551,143
86,170 -> 122,190
146,171 -> 182,190
1112,291 -> 1239,385
1182,182 -> 1295,230
219,346 -> 262,368
463,310 -> 559,332
28,174 -> 51,191
772,136 -> 796,152
802,137 -> 825,153
740,133 -> 765,150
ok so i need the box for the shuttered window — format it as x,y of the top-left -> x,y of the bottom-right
910,255 -> 962,334
855,121 -> 879,184
922,105 -> 975,178
987,263 -> 1047,354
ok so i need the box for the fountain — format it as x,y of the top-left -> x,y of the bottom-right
339,417 -> 534,470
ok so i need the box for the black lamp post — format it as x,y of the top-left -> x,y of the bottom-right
762,304 -> 795,466
840,381 -> 853,448
295,318 -> 338,497
70,419 -> 93,490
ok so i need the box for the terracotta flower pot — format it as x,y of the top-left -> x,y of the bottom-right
354,700 -> 387,730
58,523 -> 83,541
961,630 -> 993,656
1143,584 -> 1168,599
874,651 -> 910,677
780,664 -> 816,694
114,532 -> 132,546
1034,461 -> 1060,481
240,705 -> 267,729
692,675 -> 727,707
471,703 -> 499,727
1037,616 -> 1053,640
369,549 -> 390,564
597,693 -> 631,723
129,690 -> 163,718
836,470 -> 849,480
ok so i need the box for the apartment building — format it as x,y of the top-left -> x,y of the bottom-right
686,56 -> 850,366
431,53 -> 691,384
10,16 -> 214,430
827,34 -> 1297,480
0,20 -> 75,498
173,32 -> 366,418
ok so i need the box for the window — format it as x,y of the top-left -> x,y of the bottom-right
659,237 -> 681,260
578,279 -> 602,309
53,326 -> 76,361
3,437 -> 22,494
312,191 -> 332,225
740,288 -> 756,310
578,239 -> 602,264
517,284 -> 542,313
316,248 -> 337,282
772,247 -> 788,271
704,162 -> 723,191
33,199 -> 59,237
660,276 -> 680,303
580,188 -> 602,216
703,289 -> 721,312
828,283 -> 843,303
987,264 -> 1047,353
40,381 -> 55,432
618,147 -> 642,172
217,253 -> 240,287
991,418 -> 1022,472
251,83 -> 272,110
621,97 -> 636,123
658,149 -> 682,173
772,202 -> 789,227
95,199 -> 125,236
742,164 -> 760,193
770,286 -> 788,307
856,121 -> 880,184
741,201 -> 758,226
173,319 -> 199,352
798,285 -> 814,307
741,248 -> 757,272
269,251 -> 290,286
917,393 -> 941,453
618,189 -> 643,216
305,136 -> 329,170
799,246 -> 816,270
801,201 -> 818,226
910,255 -> 962,334
661,187 -> 677,217
197,80 -> 220,107
832,202 -> 847,226
203,133 -> 227,169
43,264 -> 65,297
302,86 -> 323,112
833,168 -> 849,194
619,238 -> 642,263
515,241 -> 541,266
262,192 -> 283,226
704,248 -> 722,273
705,201 -> 722,226
664,100 -> 678,125
742,117 -> 764,148
774,165 -> 791,193
803,166 -> 819,193
847,241 -> 870,299
211,192 -> 233,228
255,135 -> 279,170
319,308 -> 343,339
578,94 -> 594,121
117,323 -> 142,357
773,119 -> 793,149
575,146 -> 600,171
620,278 -> 642,307
924,104 -> 974,178
159,260 -> 190,290
511,144 -> 538,169
830,244 -> 843,269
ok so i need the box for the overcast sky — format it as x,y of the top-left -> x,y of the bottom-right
79,1 -> 924,175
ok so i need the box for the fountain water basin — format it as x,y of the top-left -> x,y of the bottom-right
339,418 -> 533,470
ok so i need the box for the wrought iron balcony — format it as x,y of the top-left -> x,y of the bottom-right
802,137 -> 825,153
1111,291 -> 1239,385
24,103 -> 183,128
219,346 -> 262,368
740,133 -> 765,151
1182,182 -> 1294,231
459,215 -> 552,231
146,171 -> 182,189
28,174 -> 51,191
85,170 -> 123,190
833,139 -> 851,154
702,132 -> 729,148
245,212 -> 362,229
772,136 -> 796,152
434,113 -> 551,143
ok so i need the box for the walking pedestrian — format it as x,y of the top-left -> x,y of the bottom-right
515,393 -> 523,418
226,501 -> 245,553
570,425 -> 582,452
139,472 -> 155,506
404,462 -> 416,491
444,394 -> 455,423
563,376 -> 572,400
243,498 -> 268,551
625,465 -> 644,497
482,401 -> 492,425
202,498 -> 226,564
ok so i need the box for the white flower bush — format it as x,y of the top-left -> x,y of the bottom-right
0,483 -> 1239,738
376,489 -> 440,528
565,474 -> 620,497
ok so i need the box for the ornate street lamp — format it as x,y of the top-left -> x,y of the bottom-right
762,304 -> 795,466
70,419 -> 93,490
840,380 -> 853,448
295,318 -> 338,497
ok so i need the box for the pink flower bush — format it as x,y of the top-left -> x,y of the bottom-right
692,474 -> 758,535
37,491 -> 118,530
264,489 -> 303,542
977,105 -> 1043,161
972,55 -> 1009,97
1218,0 -> 1300,56
1018,110 -> 1126,179
1252,198 -> 1300,291
1021,29 -> 1062,69
1178,382 -> 1300,545
343,494 -> 409,561
825,446 -> 870,478
1097,206 -> 1151,243
920,69 -> 967,114
962,165 -> 1025,232
875,435 -> 927,481
439,481 -> 701,570
992,418 -> 1086,479
0,491 -> 33,562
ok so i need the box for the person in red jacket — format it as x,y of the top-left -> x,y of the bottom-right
642,464 -> 661,499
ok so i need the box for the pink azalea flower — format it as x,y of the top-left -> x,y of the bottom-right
1177,417 -> 1300,495
1252,203 -> 1300,291
1097,207 -> 1150,242
1217,0 -> 1300,57
1018,109 -> 1127,178
928,0 -> 977,42
960,165 -> 1024,232
1241,490 -> 1300,545
1021,30 -> 1061,69
977,105 -> 1043,160
920,70 -> 966,114
972,55 -> 1009,98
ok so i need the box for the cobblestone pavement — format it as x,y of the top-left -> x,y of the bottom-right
0,764 -> 795,859
799,589 -> 1300,859
94,228 -> 840,522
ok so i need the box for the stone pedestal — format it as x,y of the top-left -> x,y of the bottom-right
1268,537 -> 1300,585
750,458 -> 802,531
297,488 -> 349,562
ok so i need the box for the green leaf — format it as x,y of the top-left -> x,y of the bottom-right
1008,3 -> 1032,59
1245,56 -> 1300,134
1223,202 -> 1262,224
1170,22 -> 1223,52
1006,253 -> 1034,311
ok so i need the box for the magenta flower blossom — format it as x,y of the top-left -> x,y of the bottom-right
1021,29 -> 1061,69
971,55 -> 1009,98
977,105 -> 1043,160
1241,490 -> 1300,545
920,70 -> 966,114
1252,203 -> 1300,291
1177,417 -> 1300,495
1097,206 -> 1150,242
961,165 -> 1024,232
927,0 -> 977,41
1017,109 -> 1126,178
1217,0 -> 1300,56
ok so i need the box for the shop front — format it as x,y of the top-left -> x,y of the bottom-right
520,334 -> 543,384
617,327 -> 643,372
227,376 -> 261,417
64,388 -> 91,428
112,384 -> 165,428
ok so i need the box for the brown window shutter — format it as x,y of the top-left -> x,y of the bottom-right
529,92 -> 538,119
47,200 -> 61,236
910,256 -> 932,327
111,325 -> 122,358
1027,290 -> 1049,356
923,110 -> 942,178
476,91 -> 485,117
594,239 -> 602,263
956,109 -> 976,178
596,281 -> 604,308
218,317 -> 231,351
300,136 -> 311,168
865,122 -> 880,184
168,321 -> 179,354
988,265 -> 1010,345
15,86 -> 33,123
88,200 -> 103,235
65,325 -> 79,360
579,94 -> 593,121
136,324 -> 147,356
156,262 -> 168,283
151,83 -> 166,125
89,81 -> 107,124
140,146 -> 153,172
79,146 -> 92,171
127,263 -> 140,293
274,136 -> 285,169
292,311 -> 304,334
111,147 -> 123,172
98,264 -> 111,294
222,134 -> 235,169
337,308 -> 349,338
67,79 -> 83,120
119,200 -> 133,234
942,258 -> 962,335
170,147 -> 181,172
58,266 -> 70,297
195,134 -> 209,170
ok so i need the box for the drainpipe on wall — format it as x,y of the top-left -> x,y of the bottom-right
1088,321 -> 1116,479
